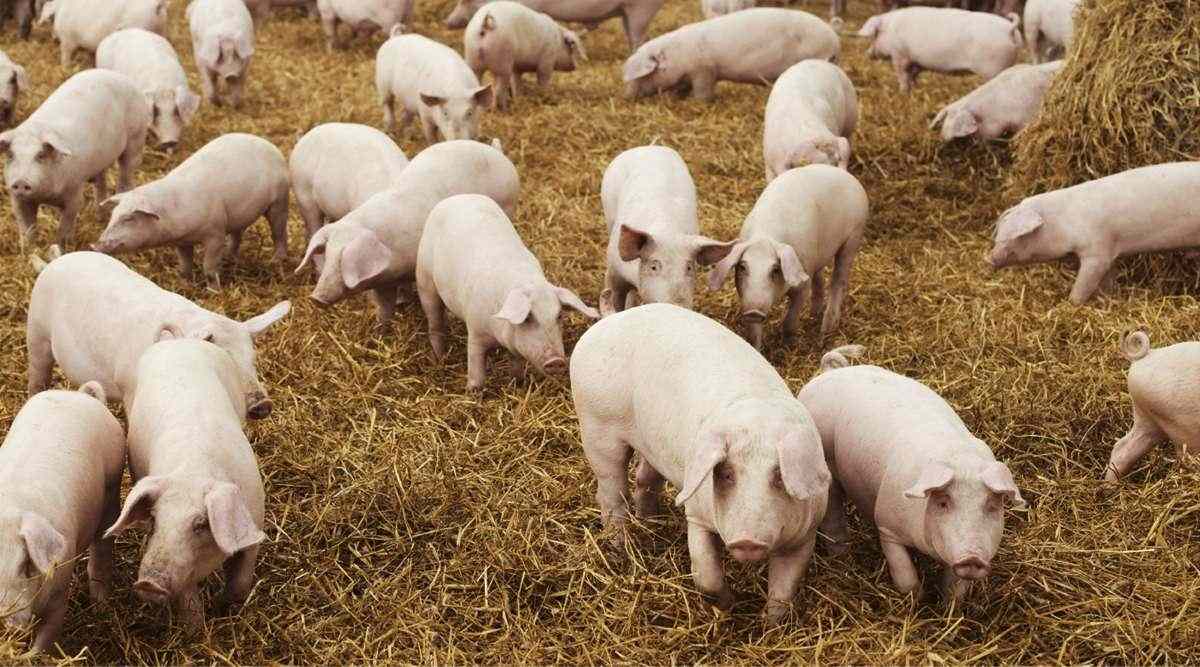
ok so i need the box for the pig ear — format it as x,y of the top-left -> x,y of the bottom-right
554,286 -> 599,319
12,64 -> 28,91
981,461 -> 1026,509
198,37 -> 220,66
946,110 -> 979,139
105,476 -> 167,538
0,131 -> 12,154
340,231 -> 392,291
564,31 -> 587,62
295,225 -> 331,274
857,14 -> 881,38
691,237 -> 735,267
676,430 -> 726,506
775,242 -> 809,289
995,207 -> 1043,243
242,300 -> 291,337
40,130 -> 73,157
776,430 -> 831,500
37,0 -> 55,24
904,463 -> 955,499
420,92 -> 447,108
176,86 -> 201,123
19,513 -> 67,575
235,33 -> 255,59
205,483 -> 265,555
472,84 -> 494,108
622,51 -> 660,82
494,288 -> 533,325
706,241 -> 748,291
835,137 -> 851,169
617,224 -> 651,262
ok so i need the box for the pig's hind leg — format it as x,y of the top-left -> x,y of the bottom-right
88,482 -> 121,601
688,524 -> 733,609
579,417 -> 634,543
633,456 -> 665,518
1105,407 -> 1164,481
25,324 -> 53,395
267,192 -> 289,263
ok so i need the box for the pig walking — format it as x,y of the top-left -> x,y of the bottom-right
0,384 -> 124,653
0,69 -> 150,251
93,133 -> 290,285
929,61 -> 1062,142
416,194 -> 598,390
45,0 -> 167,67
763,59 -> 857,181
317,0 -> 413,50
989,162 -> 1200,304
105,338 -> 266,630
571,303 -> 831,623
796,346 -> 1026,603
0,50 -> 28,128
188,0 -> 256,108
96,28 -> 203,150
445,0 -> 662,52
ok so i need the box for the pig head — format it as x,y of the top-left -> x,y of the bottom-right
0,62 -> 28,128
296,222 -> 397,306
622,42 -> 686,98
0,511 -> 68,633
419,85 -> 493,141
199,29 -> 254,83
618,224 -> 733,308
94,191 -> 172,255
708,238 -> 807,325
493,284 -> 599,376
0,126 -> 73,201
146,87 -> 201,150
988,203 -> 1068,270
445,0 -> 489,28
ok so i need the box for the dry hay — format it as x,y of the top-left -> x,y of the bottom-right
1,0 -> 1199,663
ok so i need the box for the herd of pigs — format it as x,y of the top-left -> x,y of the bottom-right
0,0 -> 1196,655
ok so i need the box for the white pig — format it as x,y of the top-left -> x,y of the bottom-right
188,0 -> 256,108
929,61 -> 1062,143
446,0 -> 662,51
1023,0 -> 1077,63
1106,331 -> 1200,481
762,59 -> 857,181
708,165 -> 868,349
623,8 -> 839,101
243,0 -> 271,26
0,69 -> 150,251
105,338 -> 266,629
0,50 -> 28,129
858,8 -> 1023,93
317,0 -> 412,50
376,30 -> 494,143
464,2 -> 587,110
295,139 -> 519,327
46,0 -> 167,67
417,194 -> 598,390
797,346 -> 1026,602
290,122 -> 409,271
600,146 -> 732,314
27,250 -> 290,418
700,0 -> 754,19
0,384 -> 124,653
96,28 -> 202,150
571,303 -> 831,623
988,162 -> 1200,304
93,133 -> 290,284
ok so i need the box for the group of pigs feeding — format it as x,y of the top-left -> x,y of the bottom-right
1,0 -> 1199,655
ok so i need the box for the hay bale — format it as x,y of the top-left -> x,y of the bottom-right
1010,0 -> 1200,194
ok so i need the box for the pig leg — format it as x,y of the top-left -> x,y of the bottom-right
59,39 -> 77,68
536,59 -> 554,87
91,170 -> 109,202
880,534 -> 920,595
88,483 -> 120,602
764,535 -> 816,625
622,5 -> 657,50
417,281 -> 447,358
177,244 -> 196,279
226,231 -> 244,270
581,424 -> 632,548
267,193 -> 289,263
25,325 -> 53,395
117,135 -> 147,193
632,456 -> 664,518
688,70 -> 717,102
892,55 -> 915,93
510,356 -> 528,380
466,330 -> 494,391
379,92 -> 396,133
782,286 -> 809,338
200,234 -> 227,287
419,112 -> 438,143
173,584 -> 205,630
200,68 -> 219,106
13,196 -> 37,252
370,283 -> 398,329
321,15 -> 339,50
228,72 -> 246,109
687,525 -> 733,610
494,73 -> 513,110
939,566 -> 972,604
819,480 -> 850,555
809,271 -> 825,325
1105,408 -> 1163,481
31,591 -> 67,654
822,240 -> 859,336
1069,253 -> 1116,305
220,544 -> 259,611
56,187 -> 84,250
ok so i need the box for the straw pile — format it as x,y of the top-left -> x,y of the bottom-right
1,0 -> 1199,663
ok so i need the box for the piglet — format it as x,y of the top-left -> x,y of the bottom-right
797,345 -> 1025,602
46,0 -> 167,67
417,194 -> 598,390
96,28 -> 202,150
105,337 -> 266,630
708,165 -> 868,349
701,0 -> 754,19
1023,0 -> 1077,63
0,383 -> 124,653
188,0 -> 256,108
989,162 -> 1200,304
318,0 -> 412,50
930,61 -> 1061,142
600,146 -> 731,313
763,59 -> 857,181
94,133 -> 288,285
0,50 -> 28,128
572,303 -> 830,624
376,29 -> 494,143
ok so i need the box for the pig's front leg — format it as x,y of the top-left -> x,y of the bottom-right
465,330 -> 494,391
782,285 -> 808,339
220,545 -> 259,612
56,187 -> 84,250
536,59 -> 554,87
200,234 -> 227,287
764,536 -> 816,625
370,282 -> 399,329
1069,253 -> 1116,304
939,566 -> 972,604
419,111 -> 438,143
91,169 -> 109,202
88,483 -> 121,602
31,590 -> 68,654
880,535 -> 920,595
177,244 -> 196,279
12,195 -> 37,252
417,283 -> 447,358
819,480 -> 850,554
687,523 -> 733,610
172,584 -> 205,631
26,329 -> 53,396
632,456 -> 664,518
200,68 -> 219,106
688,70 -> 717,102
227,74 -> 245,109
891,55 -> 915,93
510,355 -> 528,380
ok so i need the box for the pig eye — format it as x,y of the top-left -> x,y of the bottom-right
935,496 -> 951,511
685,260 -> 696,274
736,261 -> 747,273
714,463 -> 735,486
193,517 -> 209,533
647,259 -> 662,273
21,557 -> 35,578
152,106 -> 160,119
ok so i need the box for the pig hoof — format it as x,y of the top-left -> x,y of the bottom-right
711,588 -> 734,612
763,601 -> 790,626
89,579 -> 111,603
824,540 -> 850,556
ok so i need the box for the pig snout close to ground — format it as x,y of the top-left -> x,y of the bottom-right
445,0 -> 662,52
599,145 -> 732,315
0,69 -> 150,252
92,132 -> 290,286
0,50 -> 29,129
463,1 -> 587,111
929,61 -> 1062,142
857,7 -> 1023,93
0,384 -> 124,654
48,0 -> 168,67
797,346 -> 1026,603
375,30 -> 493,143
317,0 -> 413,50
188,0 -> 256,109
26,250 -> 290,419
988,162 -> 1200,304
708,164 -> 868,349
105,338 -> 266,631
1023,0 -> 1079,63
96,28 -> 202,151
571,303 -> 831,624
762,59 -> 858,181
416,194 -> 598,391
623,8 -> 839,101
1105,331 -> 1200,481
295,139 -> 520,328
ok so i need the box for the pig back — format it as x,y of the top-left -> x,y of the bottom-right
602,146 -> 698,236
706,9 -> 838,83
24,70 -> 148,174
522,0 -> 626,24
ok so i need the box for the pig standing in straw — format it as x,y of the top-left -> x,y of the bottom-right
763,59 -> 858,181
0,50 -> 29,129
42,0 -> 167,67
317,0 -> 413,50
105,337 -> 266,629
0,383 -> 124,653
416,194 -> 599,390
572,303 -> 830,624
797,346 -> 1025,602
188,0 -> 256,108
929,61 -> 1062,143
96,28 -> 203,151
445,0 -> 661,52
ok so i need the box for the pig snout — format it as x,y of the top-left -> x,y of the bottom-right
541,356 -> 567,375
246,392 -> 273,420
158,140 -> 178,152
133,577 -> 173,605
740,309 -> 768,324
952,555 -> 990,580
8,178 -> 33,197
726,538 -> 769,563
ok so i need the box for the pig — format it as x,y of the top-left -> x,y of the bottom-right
571,303 -> 831,623
96,28 -> 202,151
0,50 -> 28,128
463,2 -> 587,110
188,0 -> 256,108
27,250 -> 290,418
0,69 -> 150,251
1106,331 -> 1200,481
988,162 -> 1200,304
375,30 -> 494,143
929,61 -> 1062,142
317,0 -> 412,50
707,165 -> 868,349
623,8 -> 839,101
1023,0 -> 1077,63
857,8 -> 1023,93
700,0 -> 753,19
796,345 -> 1026,603
243,0 -> 271,26
0,383 -> 124,653
104,338 -> 266,629
2,0 -> 35,38
446,0 -> 662,51
416,194 -> 598,390
290,123 -> 409,272
45,0 -> 167,67
93,133 -> 290,285
295,139 -> 519,327
762,59 -> 857,181
599,146 -> 731,314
